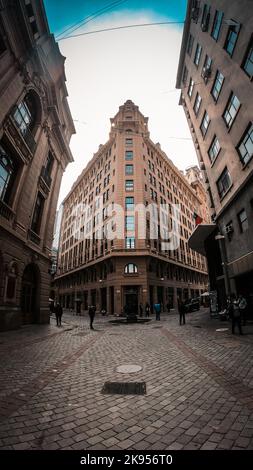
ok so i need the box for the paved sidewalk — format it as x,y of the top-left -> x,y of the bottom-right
0,309 -> 253,450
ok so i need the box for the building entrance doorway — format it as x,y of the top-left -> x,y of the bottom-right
21,264 -> 40,324
124,286 -> 138,315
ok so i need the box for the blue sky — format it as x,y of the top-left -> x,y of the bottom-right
44,0 -> 187,35
42,1 -> 198,207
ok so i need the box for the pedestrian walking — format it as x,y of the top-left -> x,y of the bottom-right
139,303 -> 143,317
228,294 -> 243,335
166,302 -> 171,314
177,297 -> 186,325
145,302 -> 150,317
55,302 -> 63,327
154,302 -> 161,321
238,294 -> 247,326
88,305 -> 96,330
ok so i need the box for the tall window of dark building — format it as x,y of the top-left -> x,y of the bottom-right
125,196 -> 134,211
182,65 -> 188,84
187,33 -> 194,56
194,43 -> 202,67
208,136 -> 221,164
242,35 -> 253,79
44,152 -> 54,175
223,93 -> 241,129
125,179 -> 134,191
202,55 -> 212,82
238,209 -> 248,233
0,143 -> 19,205
200,111 -> 210,137
125,150 -> 133,160
125,237 -> 135,249
125,215 -> 135,231
187,78 -> 195,98
237,123 -> 253,166
216,167 -> 232,199
201,4 -> 211,32
193,92 -> 202,116
31,193 -> 44,234
211,71 -> 224,102
13,92 -> 39,141
25,0 -> 39,39
211,10 -> 223,41
224,22 -> 240,57
125,138 -> 133,146
125,164 -> 133,175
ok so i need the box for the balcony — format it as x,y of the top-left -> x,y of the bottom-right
0,199 -> 15,221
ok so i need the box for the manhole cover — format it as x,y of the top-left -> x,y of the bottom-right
116,364 -> 142,373
216,328 -> 229,332
102,382 -> 146,395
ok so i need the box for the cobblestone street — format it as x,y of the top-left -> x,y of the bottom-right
1,308 -> 253,451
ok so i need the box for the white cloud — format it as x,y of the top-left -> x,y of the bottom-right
57,10 -> 198,206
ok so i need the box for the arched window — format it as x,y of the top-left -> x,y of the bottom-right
124,263 -> 138,274
13,91 -> 40,137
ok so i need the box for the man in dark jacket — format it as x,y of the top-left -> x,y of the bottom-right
55,302 -> 63,327
88,305 -> 96,330
228,294 -> 243,335
178,298 -> 186,325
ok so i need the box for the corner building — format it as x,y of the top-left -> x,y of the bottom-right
55,101 -> 209,315
0,0 -> 75,330
176,0 -> 253,309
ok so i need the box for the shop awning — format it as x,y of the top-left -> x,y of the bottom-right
188,224 -> 216,256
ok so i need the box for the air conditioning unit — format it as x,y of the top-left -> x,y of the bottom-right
225,224 -> 234,234
202,66 -> 211,79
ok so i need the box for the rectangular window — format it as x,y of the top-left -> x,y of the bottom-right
224,23 -> 240,56
125,196 -> 134,211
125,164 -> 133,175
211,71 -> 224,102
208,136 -> 221,163
188,78 -> 194,98
125,150 -> 133,160
125,138 -> 133,146
238,209 -> 248,233
193,92 -> 202,116
125,179 -> 134,191
187,33 -> 194,56
217,167 -> 232,199
201,4 -> 211,32
202,54 -> 212,82
242,35 -> 253,79
125,215 -> 135,231
223,93 -> 240,129
31,193 -> 44,234
194,43 -> 202,67
211,10 -> 223,41
182,65 -> 188,84
200,111 -> 210,137
125,237 -> 135,249
237,123 -> 253,165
